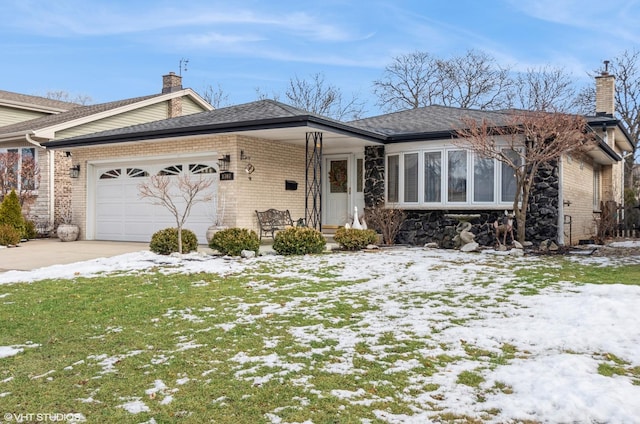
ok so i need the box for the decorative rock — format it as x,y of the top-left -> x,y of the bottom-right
513,240 -> 524,249
522,241 -> 533,247
460,242 -> 479,252
539,240 -> 549,251
548,241 -> 559,251
497,245 -> 507,252
365,244 -> 379,250
424,242 -> 439,249
509,248 -> 524,257
241,250 -> 256,259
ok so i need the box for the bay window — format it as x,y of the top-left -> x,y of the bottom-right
386,147 -> 521,206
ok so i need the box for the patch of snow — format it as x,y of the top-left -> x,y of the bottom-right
0,346 -> 23,359
117,399 -> 149,414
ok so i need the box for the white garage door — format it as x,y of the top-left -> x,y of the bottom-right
95,161 -> 217,244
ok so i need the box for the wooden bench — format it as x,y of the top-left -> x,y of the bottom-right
255,209 -> 294,240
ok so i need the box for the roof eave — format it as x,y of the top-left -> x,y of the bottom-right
43,115 -> 386,149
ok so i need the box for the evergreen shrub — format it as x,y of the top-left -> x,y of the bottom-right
209,227 -> 260,256
273,226 -> 326,255
0,224 -> 21,246
150,227 -> 198,255
334,227 -> 378,250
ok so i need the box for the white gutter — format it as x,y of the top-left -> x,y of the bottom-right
25,132 -> 44,147
558,156 -> 564,246
49,150 -> 55,227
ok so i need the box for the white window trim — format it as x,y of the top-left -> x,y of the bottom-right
386,146 -> 519,209
0,147 -> 39,193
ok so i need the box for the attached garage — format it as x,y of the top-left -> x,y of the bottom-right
93,159 -> 218,244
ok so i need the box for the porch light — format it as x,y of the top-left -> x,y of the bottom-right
217,155 -> 230,172
69,165 -> 81,178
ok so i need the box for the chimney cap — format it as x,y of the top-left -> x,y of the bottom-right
602,60 -> 611,75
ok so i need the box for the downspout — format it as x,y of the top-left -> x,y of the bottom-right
49,150 -> 55,229
557,156 -> 564,245
25,133 -> 54,229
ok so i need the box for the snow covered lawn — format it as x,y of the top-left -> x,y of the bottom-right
1,245 -> 639,423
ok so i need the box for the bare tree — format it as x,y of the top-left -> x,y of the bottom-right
372,51 -> 444,112
43,90 -> 92,105
512,65 -> 576,112
201,84 -> 230,108
440,49 -> 513,110
285,73 -> 365,120
254,87 -> 280,102
138,174 -> 215,253
373,50 -> 513,112
456,111 -> 595,243
0,151 -> 40,215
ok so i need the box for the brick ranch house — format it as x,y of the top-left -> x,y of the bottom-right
43,72 -> 634,247
0,73 -> 212,232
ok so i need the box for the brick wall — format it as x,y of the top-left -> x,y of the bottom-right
67,134 -> 306,240
562,153 -> 598,243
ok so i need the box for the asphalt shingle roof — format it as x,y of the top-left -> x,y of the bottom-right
43,99 -> 345,144
0,89 -> 81,111
0,93 -> 161,134
349,105 -> 511,136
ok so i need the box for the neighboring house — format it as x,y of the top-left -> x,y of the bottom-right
0,90 -> 80,127
0,73 -> 213,231
42,73 -> 634,246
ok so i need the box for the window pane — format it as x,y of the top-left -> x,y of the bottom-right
473,156 -> 494,202
329,160 -> 347,193
593,167 -> 600,210
448,150 -> 467,202
501,149 -> 519,202
21,148 -> 37,190
404,153 -> 418,202
424,152 -> 441,202
387,155 -> 399,203
356,158 -> 363,193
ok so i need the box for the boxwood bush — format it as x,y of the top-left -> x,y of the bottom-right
0,224 -> 21,246
0,190 -> 24,237
209,227 -> 260,256
23,219 -> 37,240
150,227 -> 198,255
273,226 -> 326,255
334,227 -> 378,251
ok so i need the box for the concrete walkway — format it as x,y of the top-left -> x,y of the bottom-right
0,239 -> 150,272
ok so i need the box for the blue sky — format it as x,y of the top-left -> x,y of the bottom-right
1,0 -> 639,118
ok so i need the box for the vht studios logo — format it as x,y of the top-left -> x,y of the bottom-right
4,412 -> 84,422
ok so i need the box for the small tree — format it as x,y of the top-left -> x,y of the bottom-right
138,174 -> 215,254
0,190 -> 25,236
457,111 -> 596,243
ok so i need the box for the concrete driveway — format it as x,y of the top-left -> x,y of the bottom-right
0,239 -> 149,272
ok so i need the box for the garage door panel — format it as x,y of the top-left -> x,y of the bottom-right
95,162 -> 216,244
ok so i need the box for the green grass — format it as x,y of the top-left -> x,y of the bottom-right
515,260 -> 640,287
0,253 -> 638,422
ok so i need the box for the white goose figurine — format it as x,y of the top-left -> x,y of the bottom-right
352,206 -> 363,230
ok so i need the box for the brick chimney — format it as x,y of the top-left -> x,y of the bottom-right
595,60 -> 615,117
162,72 -> 183,93
162,72 -> 183,118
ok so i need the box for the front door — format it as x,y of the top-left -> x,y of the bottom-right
323,154 -> 365,228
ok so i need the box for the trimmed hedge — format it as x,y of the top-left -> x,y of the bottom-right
273,226 -> 326,255
150,227 -> 198,255
0,224 -> 21,246
334,227 -> 378,251
209,227 -> 260,256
